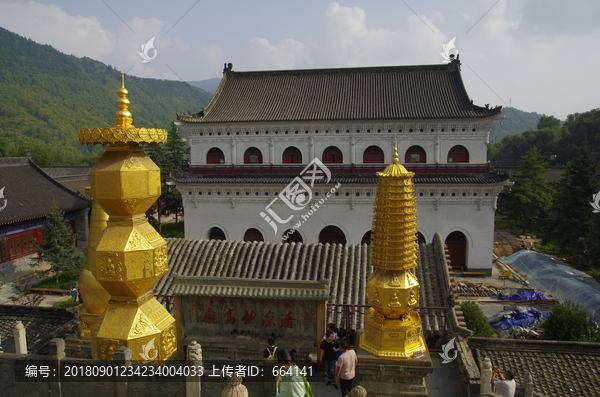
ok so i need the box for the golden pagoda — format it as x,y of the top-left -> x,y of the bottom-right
78,76 -> 176,363
359,147 -> 426,358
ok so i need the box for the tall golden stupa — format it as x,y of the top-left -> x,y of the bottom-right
78,76 -> 176,362
359,147 -> 426,358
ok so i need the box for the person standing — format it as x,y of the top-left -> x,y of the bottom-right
491,367 -> 516,397
320,331 -> 339,388
69,287 -> 78,302
264,337 -> 277,360
334,340 -> 358,397
275,348 -> 313,397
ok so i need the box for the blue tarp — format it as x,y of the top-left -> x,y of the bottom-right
490,307 -> 549,330
501,250 -> 600,324
497,290 -> 548,301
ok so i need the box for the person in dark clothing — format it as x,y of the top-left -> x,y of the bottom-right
263,336 -> 277,359
320,331 -> 339,388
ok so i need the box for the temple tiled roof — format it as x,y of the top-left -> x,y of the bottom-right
470,338 -> 600,397
177,61 -> 501,123
0,305 -> 75,353
157,235 -> 453,342
0,158 -> 91,225
172,173 -> 510,185
172,276 -> 330,301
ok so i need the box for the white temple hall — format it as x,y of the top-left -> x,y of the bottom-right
175,59 -> 510,275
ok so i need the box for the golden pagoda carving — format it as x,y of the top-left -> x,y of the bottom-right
359,147 -> 426,358
78,75 -> 176,363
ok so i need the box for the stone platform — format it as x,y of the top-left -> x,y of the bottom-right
355,346 -> 433,396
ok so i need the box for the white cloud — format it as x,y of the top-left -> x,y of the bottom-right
247,37 -> 310,70
316,2 -> 448,67
0,0 -> 113,58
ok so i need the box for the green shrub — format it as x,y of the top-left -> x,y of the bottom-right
36,269 -> 81,289
460,301 -> 496,337
161,222 -> 185,238
543,300 -> 600,342
52,300 -> 80,309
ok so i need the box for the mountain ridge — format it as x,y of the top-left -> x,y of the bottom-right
0,26 -> 211,165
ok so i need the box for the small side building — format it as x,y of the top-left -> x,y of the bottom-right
0,157 -> 91,275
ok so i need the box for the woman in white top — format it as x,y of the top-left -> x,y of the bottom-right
275,348 -> 309,397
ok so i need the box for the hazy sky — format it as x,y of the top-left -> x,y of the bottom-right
0,0 -> 598,118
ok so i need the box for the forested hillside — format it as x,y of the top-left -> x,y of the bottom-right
489,107 -> 544,144
0,27 -> 211,165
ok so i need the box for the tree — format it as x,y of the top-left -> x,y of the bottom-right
537,115 -> 560,130
543,300 -> 600,342
31,203 -> 84,283
546,144 -> 600,260
502,147 -> 552,233
460,301 -> 496,337
585,213 -> 600,270
165,122 -> 189,174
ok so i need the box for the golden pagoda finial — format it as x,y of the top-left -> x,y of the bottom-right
378,144 -> 412,177
115,74 -> 133,128
78,76 -> 167,145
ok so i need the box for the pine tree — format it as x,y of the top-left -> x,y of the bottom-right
165,122 -> 189,174
163,122 -> 187,221
502,147 -> 552,233
31,203 -> 84,283
585,213 -> 600,270
547,144 -> 600,260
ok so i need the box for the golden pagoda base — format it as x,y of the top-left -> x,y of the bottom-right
359,310 -> 426,358
91,293 -> 176,364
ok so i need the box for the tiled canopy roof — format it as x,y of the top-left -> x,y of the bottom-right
172,173 -> 510,185
172,276 -> 330,301
157,235 -> 453,342
0,158 -> 91,225
177,60 -> 501,123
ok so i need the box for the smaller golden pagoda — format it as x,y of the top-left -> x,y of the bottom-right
78,188 -> 110,339
78,76 -> 176,362
359,147 -> 426,358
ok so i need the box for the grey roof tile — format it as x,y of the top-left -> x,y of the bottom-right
0,158 -> 91,225
177,61 -> 501,123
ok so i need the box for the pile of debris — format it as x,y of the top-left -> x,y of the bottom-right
456,281 -> 505,297
490,306 -> 550,339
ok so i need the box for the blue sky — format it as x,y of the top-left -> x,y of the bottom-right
0,0 -> 598,118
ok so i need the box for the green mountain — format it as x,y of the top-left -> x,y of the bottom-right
489,107 -> 546,144
0,27 -> 211,165
188,78 -> 222,95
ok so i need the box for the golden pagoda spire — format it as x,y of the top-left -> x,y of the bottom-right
114,74 -> 133,128
78,77 -> 176,362
359,145 -> 426,358
79,75 -> 166,145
